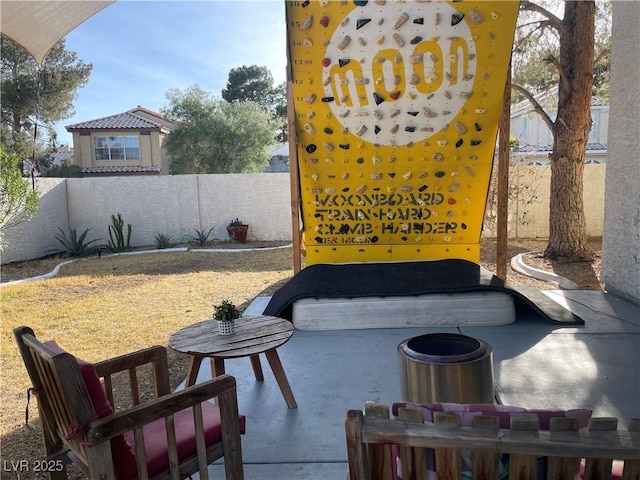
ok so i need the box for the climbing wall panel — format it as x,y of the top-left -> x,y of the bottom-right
286,0 -> 519,265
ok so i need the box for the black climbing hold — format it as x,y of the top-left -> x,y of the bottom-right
339,58 -> 350,67
356,157 -> 365,164
461,223 -> 467,230
315,236 -> 323,243
405,126 -> 416,132
321,96 -> 335,102
374,125 -> 381,134
371,235 -> 379,243
455,138 -> 464,148
339,143 -> 350,150
356,18 -> 371,29
324,127 -> 334,134
388,172 -> 396,178
419,185 -> 428,192
451,13 -> 464,26
354,0 -> 368,6
339,224 -> 350,234
410,36 -> 422,45
435,171 -> 446,178
306,144 -> 317,153
474,122 -> 482,131
373,92 -> 385,105
343,187 -> 350,192
302,0 -> 310,6
401,236 -> 408,241
470,139 -> 482,146
413,17 -> 424,24
407,111 -> 419,116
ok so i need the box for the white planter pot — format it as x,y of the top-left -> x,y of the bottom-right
216,320 -> 235,335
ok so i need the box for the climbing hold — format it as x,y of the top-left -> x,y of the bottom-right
423,108 -> 437,118
409,74 -> 420,85
374,125 -> 381,134
451,13 -> 464,26
299,15 -> 313,30
470,139 -> 482,146
306,144 -> 317,153
305,93 -> 317,104
354,0 -> 368,6
407,111 -> 419,117
468,9 -> 483,24
474,122 -> 482,131
392,33 -> 404,47
373,92 -> 385,105
413,17 -> 424,25
339,143 -> 350,149
321,96 -> 335,102
435,171 -> 446,178
357,18 -> 372,29
324,127 -> 333,134
455,138 -> 464,148
410,36 -> 422,45
322,58 -> 331,67
355,125 -> 368,136
390,91 -> 401,100
319,15 -> 329,27
393,12 -> 409,29
338,58 -> 350,67
432,153 -> 444,162
405,126 -> 416,132
358,37 -> 367,46
337,36 -> 352,50
409,54 -> 423,64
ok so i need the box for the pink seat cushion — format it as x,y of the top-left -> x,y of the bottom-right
124,401 -> 247,479
45,341 -> 246,480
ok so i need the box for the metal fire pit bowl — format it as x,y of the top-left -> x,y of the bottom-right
398,333 -> 495,404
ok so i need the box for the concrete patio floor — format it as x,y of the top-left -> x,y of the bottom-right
193,290 -> 640,479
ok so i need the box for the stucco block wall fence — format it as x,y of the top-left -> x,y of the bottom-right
2,167 -> 605,265
1,174 -> 292,264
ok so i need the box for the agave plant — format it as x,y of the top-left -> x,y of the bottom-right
189,226 -> 215,246
54,227 -> 99,257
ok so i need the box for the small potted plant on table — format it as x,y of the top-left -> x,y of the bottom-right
226,218 -> 249,243
213,300 -> 241,335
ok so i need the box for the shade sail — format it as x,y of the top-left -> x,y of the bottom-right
0,1 -> 114,65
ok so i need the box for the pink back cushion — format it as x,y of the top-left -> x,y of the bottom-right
44,341 -> 138,479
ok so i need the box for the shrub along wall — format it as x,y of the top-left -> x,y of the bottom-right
1,167 -> 605,264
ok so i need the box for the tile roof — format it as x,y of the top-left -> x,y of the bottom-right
66,112 -> 163,131
81,165 -> 162,174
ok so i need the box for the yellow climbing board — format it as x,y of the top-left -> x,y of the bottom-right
286,0 -> 519,265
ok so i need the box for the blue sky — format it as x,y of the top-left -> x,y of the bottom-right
55,1 -> 287,146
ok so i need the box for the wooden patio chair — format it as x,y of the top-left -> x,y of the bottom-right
14,326 -> 245,480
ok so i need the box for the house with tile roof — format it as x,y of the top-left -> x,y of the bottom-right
65,106 -> 176,176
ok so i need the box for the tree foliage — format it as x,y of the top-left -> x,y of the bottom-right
512,0 -> 611,104
0,36 -> 92,159
0,148 -> 40,241
162,85 -> 278,174
510,1 -> 602,260
221,65 -> 288,142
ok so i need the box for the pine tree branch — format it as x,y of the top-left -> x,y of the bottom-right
520,1 -> 565,36
543,54 -> 569,89
511,83 -> 556,133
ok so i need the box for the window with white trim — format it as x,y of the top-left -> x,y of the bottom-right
94,136 -> 140,161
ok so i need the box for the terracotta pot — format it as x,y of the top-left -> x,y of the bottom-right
226,225 -> 248,243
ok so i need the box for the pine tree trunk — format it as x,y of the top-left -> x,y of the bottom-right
545,0 -> 595,260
